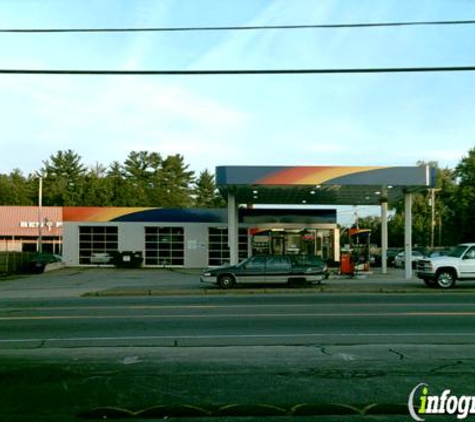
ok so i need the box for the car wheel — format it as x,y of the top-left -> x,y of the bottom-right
218,274 -> 235,289
436,270 -> 456,289
288,277 -> 306,287
423,278 -> 436,287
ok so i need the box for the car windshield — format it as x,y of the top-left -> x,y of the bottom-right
448,245 -> 468,258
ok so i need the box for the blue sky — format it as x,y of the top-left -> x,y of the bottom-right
1,0 -> 475,180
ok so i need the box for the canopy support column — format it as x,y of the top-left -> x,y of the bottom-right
228,192 -> 239,266
404,192 -> 413,279
381,200 -> 388,274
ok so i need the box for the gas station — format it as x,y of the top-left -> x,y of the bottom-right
216,165 -> 435,279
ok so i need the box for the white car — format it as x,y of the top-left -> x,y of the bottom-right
394,251 -> 424,268
417,243 -> 475,288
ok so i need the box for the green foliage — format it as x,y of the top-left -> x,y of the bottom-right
386,162 -> 459,247
41,150 -> 87,206
0,149 -> 208,208
451,147 -> 475,242
193,169 -> 226,207
355,216 -> 382,246
151,154 -> 195,207
0,169 -> 34,205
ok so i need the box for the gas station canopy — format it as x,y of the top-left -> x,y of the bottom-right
216,165 -> 435,205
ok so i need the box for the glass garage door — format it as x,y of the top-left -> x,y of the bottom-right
145,227 -> 184,266
208,227 -> 248,266
79,226 -> 118,265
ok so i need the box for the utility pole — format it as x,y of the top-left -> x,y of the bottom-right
38,176 -> 43,253
429,188 -> 441,249
354,206 -> 359,229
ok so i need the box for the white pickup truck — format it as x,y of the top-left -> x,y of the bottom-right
416,243 -> 475,288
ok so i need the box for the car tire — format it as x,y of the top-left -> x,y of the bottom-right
288,277 -> 306,287
436,269 -> 456,289
309,278 -> 322,285
218,274 -> 235,289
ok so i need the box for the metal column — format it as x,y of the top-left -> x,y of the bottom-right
381,200 -> 388,274
404,192 -> 412,279
227,192 -> 239,265
38,176 -> 43,254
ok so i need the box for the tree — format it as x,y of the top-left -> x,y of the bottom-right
41,150 -> 87,205
357,216 -> 382,247
123,151 -> 162,206
452,147 -> 475,242
0,169 -> 33,205
106,161 -> 135,206
151,154 -> 195,207
387,161 -> 458,248
81,164 -> 113,206
193,169 -> 225,207
123,151 -> 161,181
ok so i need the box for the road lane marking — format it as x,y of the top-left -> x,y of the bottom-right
2,302 -> 475,313
2,332 -> 475,344
2,311 -> 475,321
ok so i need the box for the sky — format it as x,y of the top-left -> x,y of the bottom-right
0,0 -> 475,223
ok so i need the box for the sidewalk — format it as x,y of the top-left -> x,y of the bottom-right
2,266 -> 475,300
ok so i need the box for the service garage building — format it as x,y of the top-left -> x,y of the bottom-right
62,207 -> 340,267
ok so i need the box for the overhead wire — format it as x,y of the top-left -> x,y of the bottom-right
1,19 -> 475,33
1,66 -> 475,75
2,19 -> 475,76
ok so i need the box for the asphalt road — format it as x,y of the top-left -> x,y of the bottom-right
2,293 -> 475,421
2,293 -> 475,347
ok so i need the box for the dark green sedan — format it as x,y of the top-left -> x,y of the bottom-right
200,255 -> 328,289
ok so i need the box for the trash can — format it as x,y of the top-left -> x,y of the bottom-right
340,253 -> 355,275
112,251 -> 143,268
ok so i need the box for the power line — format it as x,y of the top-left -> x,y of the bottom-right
1,66 -> 475,75
2,19 -> 475,33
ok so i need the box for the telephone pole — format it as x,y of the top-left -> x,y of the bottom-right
429,188 -> 441,248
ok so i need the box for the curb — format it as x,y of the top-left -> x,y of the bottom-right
82,284 -> 470,297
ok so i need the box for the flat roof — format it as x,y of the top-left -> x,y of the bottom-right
216,165 -> 435,205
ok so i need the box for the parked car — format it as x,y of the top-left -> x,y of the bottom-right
29,253 -> 63,273
200,255 -> 328,289
417,243 -> 475,288
90,252 -> 112,265
425,249 -> 451,259
372,248 -> 401,267
394,250 -> 424,269
386,248 -> 402,267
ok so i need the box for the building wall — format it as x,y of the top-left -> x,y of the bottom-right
62,222 -> 80,266
63,221 -> 339,268
0,207 -> 338,268
63,221 -> 221,268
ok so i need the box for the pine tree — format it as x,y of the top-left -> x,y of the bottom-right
153,154 -> 195,207
41,150 -> 87,205
193,169 -> 225,207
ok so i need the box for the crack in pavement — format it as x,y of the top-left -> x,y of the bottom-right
430,360 -> 466,373
389,348 -> 405,360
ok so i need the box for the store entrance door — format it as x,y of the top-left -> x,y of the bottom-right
271,234 -> 285,255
